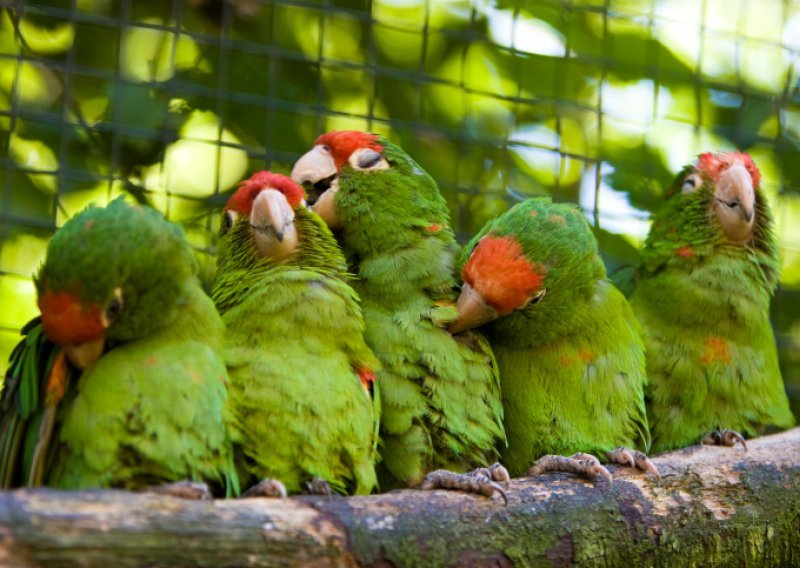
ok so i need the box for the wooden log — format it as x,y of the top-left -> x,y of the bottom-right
1,428 -> 800,567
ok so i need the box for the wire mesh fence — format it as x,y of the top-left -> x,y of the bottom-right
1,0 -> 799,413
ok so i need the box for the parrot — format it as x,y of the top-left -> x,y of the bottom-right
291,131 -> 507,498
210,171 -> 380,496
0,198 -> 238,497
447,197 -> 656,482
620,151 -> 795,453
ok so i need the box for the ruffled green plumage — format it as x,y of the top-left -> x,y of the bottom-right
628,165 -> 794,452
460,198 -> 650,476
1,199 -> 238,494
331,139 -> 506,487
212,204 -> 379,495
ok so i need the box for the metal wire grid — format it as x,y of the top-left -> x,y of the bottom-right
1,0 -> 799,396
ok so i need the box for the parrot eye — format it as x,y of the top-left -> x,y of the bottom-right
102,287 -> 124,327
529,288 -> 546,304
350,148 -> 390,172
681,173 -> 703,194
222,210 -> 238,232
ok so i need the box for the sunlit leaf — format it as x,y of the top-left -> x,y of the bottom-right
18,18 -> 74,54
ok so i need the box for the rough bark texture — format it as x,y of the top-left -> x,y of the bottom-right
1,428 -> 799,567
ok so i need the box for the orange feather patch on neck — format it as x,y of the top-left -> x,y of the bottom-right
697,152 -> 761,188
462,235 -> 545,314
39,289 -> 105,346
226,171 -> 305,213
314,131 -> 384,169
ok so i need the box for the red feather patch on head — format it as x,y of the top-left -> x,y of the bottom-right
696,152 -> 761,188
314,131 -> 384,169
39,289 -> 105,346
462,235 -> 545,314
225,171 -> 305,214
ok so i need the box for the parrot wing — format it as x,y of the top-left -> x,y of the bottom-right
0,317 -> 75,488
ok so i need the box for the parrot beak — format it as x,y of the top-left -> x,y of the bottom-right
448,282 -> 500,335
250,188 -> 299,261
64,338 -> 105,370
713,161 -> 755,244
291,146 -> 341,228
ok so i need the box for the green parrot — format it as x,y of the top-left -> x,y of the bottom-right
291,131 -> 507,497
448,197 -> 656,481
211,171 -> 379,496
0,198 -> 238,496
622,152 -> 795,452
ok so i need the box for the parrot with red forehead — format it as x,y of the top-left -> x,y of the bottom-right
291,132 -> 507,495
211,171 -> 380,496
0,198 -> 238,495
624,152 -> 795,452
448,197 -> 655,480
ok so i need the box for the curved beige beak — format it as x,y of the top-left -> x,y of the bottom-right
64,338 -> 105,370
291,146 -> 341,228
714,162 -> 755,244
251,189 -> 298,261
448,283 -> 500,335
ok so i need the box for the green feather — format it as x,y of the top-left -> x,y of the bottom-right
2,199 -> 238,493
629,161 -> 795,452
458,197 -> 650,476
327,137 -> 506,487
213,200 -> 379,495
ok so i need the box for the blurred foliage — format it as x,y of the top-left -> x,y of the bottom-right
0,0 -> 799,417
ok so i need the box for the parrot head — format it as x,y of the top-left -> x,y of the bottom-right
640,152 -> 777,280
36,198 -> 197,369
671,152 -> 762,245
290,131 -> 389,229
220,171 -> 305,263
449,198 -> 605,343
290,131 -> 452,254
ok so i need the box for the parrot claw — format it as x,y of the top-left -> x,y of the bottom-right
242,478 -> 288,498
305,478 -> 332,497
469,462 -> 511,490
420,464 -> 508,504
701,429 -> 747,451
606,447 -> 661,482
527,454 -> 613,486
146,481 -> 213,501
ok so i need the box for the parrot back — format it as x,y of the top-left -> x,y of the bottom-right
494,280 -> 650,476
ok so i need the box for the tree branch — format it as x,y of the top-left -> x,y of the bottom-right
2,428 -> 800,567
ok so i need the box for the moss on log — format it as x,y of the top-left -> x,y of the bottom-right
1,428 -> 800,567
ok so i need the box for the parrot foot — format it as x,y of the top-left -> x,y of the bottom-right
701,429 -> 747,451
527,453 -> 613,486
146,481 -> 212,500
304,477 -> 332,496
606,447 -> 661,482
242,478 -> 288,498
420,462 -> 509,504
